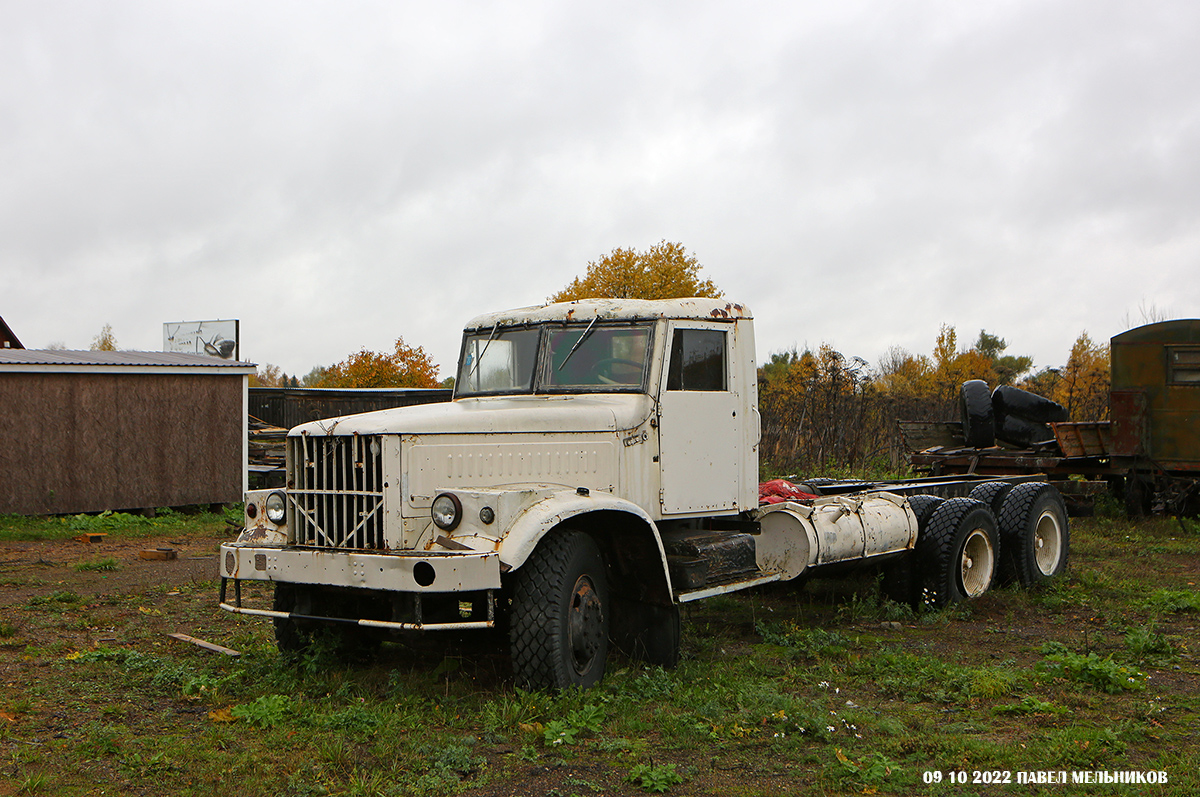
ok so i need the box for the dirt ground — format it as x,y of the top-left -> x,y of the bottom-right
0,533 -> 226,604
3,529 -> 1199,796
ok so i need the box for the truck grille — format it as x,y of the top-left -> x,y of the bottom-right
288,434 -> 385,549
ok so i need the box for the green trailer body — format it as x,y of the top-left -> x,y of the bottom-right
1109,320 -> 1200,470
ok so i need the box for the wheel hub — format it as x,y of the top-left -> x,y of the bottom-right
1033,510 -> 1063,575
567,575 -> 603,674
960,529 -> 995,598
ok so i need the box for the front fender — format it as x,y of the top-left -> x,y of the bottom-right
499,489 -> 668,580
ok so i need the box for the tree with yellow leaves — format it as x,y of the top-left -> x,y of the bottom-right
1021,332 -> 1110,421
550,241 -> 722,302
90,323 -> 118,351
317,337 -> 441,389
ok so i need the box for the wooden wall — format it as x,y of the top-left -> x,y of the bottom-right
1,372 -> 244,515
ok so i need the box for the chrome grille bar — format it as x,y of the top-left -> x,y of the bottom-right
287,434 -> 385,549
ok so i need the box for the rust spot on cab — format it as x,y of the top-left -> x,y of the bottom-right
710,302 -> 746,319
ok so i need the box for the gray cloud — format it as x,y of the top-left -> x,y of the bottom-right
2,0 -> 1196,379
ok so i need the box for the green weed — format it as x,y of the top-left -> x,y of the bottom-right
1039,642 -> 1145,694
480,688 -> 545,736
17,773 -> 49,795
1143,588 -> 1200,613
27,590 -> 82,609
833,749 -> 901,789
756,622 -> 856,659
118,750 -> 176,779
1125,623 -> 1176,662
543,702 -> 605,747
1045,726 -> 1126,768
626,761 -> 684,793
0,621 -> 17,638
77,721 -> 122,757
993,696 -> 1068,716
231,694 -> 294,728
68,511 -> 158,531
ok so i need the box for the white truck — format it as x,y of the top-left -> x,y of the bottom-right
220,298 -> 1069,689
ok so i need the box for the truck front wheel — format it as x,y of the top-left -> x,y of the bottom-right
509,530 -> 610,690
273,583 -> 312,654
916,498 -> 998,608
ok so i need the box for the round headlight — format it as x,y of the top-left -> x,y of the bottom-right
431,493 -> 462,531
265,492 -> 287,524
479,506 -> 495,525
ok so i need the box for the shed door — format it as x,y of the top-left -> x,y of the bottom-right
658,324 -> 740,514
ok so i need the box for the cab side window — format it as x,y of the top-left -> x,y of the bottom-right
666,329 -> 726,391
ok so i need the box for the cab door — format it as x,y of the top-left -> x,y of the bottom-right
657,322 -> 741,514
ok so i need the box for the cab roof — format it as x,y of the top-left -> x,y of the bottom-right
463,298 -> 751,331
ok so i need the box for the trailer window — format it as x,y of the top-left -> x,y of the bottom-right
666,329 -> 726,391
1168,347 -> 1200,385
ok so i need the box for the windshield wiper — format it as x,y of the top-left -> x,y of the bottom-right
557,316 -> 598,371
467,323 -> 499,380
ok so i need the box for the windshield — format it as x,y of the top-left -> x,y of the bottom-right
455,322 -> 653,397
457,327 -> 540,395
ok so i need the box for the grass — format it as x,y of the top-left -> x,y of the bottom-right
0,505 -> 240,543
1,513 -> 1198,795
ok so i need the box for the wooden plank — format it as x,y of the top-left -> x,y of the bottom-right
1053,421 -> 1111,458
138,547 -> 178,560
897,421 -> 964,451
167,633 -> 241,657
73,533 -> 107,543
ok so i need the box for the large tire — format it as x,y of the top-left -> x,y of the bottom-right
796,477 -> 838,495
995,414 -> 1054,448
905,494 -> 944,527
997,483 -> 1069,588
509,530 -> 610,690
992,385 -> 1069,425
882,495 -> 945,605
969,481 -> 1013,515
915,498 -> 999,608
960,381 -> 995,448
273,583 -> 312,654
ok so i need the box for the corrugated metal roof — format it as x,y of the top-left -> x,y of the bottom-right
0,349 -> 257,369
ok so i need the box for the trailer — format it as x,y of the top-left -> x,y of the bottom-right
905,319 -> 1200,516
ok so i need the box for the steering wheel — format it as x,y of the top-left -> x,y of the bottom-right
591,358 -> 643,384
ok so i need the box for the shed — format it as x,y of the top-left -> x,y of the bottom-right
0,350 -> 256,515
0,316 -> 22,349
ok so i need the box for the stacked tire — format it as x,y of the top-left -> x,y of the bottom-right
957,381 -> 1068,449
991,385 -> 1068,448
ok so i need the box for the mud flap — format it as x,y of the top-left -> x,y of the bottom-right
609,597 -> 681,667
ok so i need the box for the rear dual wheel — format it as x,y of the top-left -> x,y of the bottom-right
916,498 -> 999,608
997,483 -> 1069,587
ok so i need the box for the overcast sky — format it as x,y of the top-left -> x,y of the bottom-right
3,1 -> 1197,382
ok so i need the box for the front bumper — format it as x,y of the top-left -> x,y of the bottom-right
218,543 -> 502,631
219,543 -> 502,592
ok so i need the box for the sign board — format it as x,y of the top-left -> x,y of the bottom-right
163,320 -> 240,360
